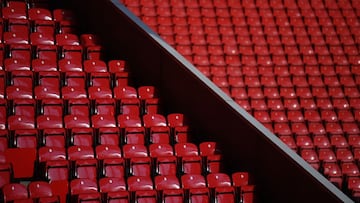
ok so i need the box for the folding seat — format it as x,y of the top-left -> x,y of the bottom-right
99,155 -> 126,178
181,174 -> 210,203
199,142 -> 222,173
291,122 -> 308,135
341,162 -> 360,177
342,122 -> 360,135
231,171 -> 255,203
308,122 -> 327,136
336,148 -> 354,163
117,114 -> 142,128
58,58 -> 83,72
32,19 -> 55,36
175,143 -> 202,174
59,45 -> 83,62
3,31 -> 29,44
99,177 -> 129,202
31,59 -> 56,72
70,178 -> 101,202
318,144 -> 337,162
278,135 -> 297,150
316,98 -> 333,110
95,127 -> 119,146
61,86 -> 87,99
62,71 -> 85,88
300,149 -> 320,170
348,135 -> 360,149
6,86 -> 32,100
337,110 -> 354,122
313,135 -> 331,149
127,176 -> 157,203
56,33 -> 80,46
28,181 -> 59,202
2,183 -> 29,202
340,75 -> 356,87
30,32 -> 55,45
308,76 -> 325,88
251,99 -> 267,111
247,87 -> 264,99
2,5 -> 27,19
320,109 -> 338,122
4,58 -> 31,72
35,45 -> 57,61
304,110 -> 321,122
323,75 -> 340,87
123,144 -> 151,176
64,115 -> 90,129
330,134 -> 348,148
322,162 -> 343,187
122,126 -> 145,145
344,86 -> 360,98
273,122 -> 291,136
296,135 -> 314,149
80,34 -> 99,47
68,127 -> 94,147
253,110 -> 271,123
12,129 -> 38,148
347,177 -> 360,200
88,86 -> 113,99
154,175 -> 184,202
89,72 -> 111,89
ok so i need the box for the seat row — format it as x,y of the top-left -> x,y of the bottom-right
122,0 -> 359,10
0,118 -> 189,148
1,172 -> 255,203
176,44 -> 360,57
218,75 -> 360,89
0,3 -> 73,22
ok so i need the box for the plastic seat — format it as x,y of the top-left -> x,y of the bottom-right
96,127 -> 119,146
207,173 -> 235,203
175,143 -> 202,174
38,146 -> 66,162
30,32 -> 54,45
88,86 -> 113,99
33,19 -> 55,35
60,45 -> 83,62
3,31 -> 29,44
308,122 -> 326,136
56,33 -> 80,46
32,59 -> 57,72
2,6 -> 27,19
28,181 -> 58,202
35,45 -> 57,61
40,128 -> 66,147
341,162 -> 360,177
270,110 -> 288,123
318,148 -> 336,163
149,144 -> 177,176
2,183 -> 28,202
99,177 -> 129,202
181,174 -> 210,203
45,160 -> 69,181
58,59 -> 83,72
300,149 -> 320,170
70,178 -> 101,202
336,148 -> 354,162
330,134 -> 348,148
100,157 -> 125,178
113,86 -> 137,99
322,162 -> 343,187
127,176 -> 157,203
4,58 -> 31,72
84,59 -> 108,73
154,175 -> 183,202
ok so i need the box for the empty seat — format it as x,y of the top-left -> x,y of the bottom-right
127,176 -> 157,203
70,178 -> 101,202
154,175 -> 184,202
28,181 -> 58,202
2,183 -> 28,202
181,174 -> 210,203
207,173 -> 235,203
149,143 -> 177,176
99,177 -> 129,202
175,143 -> 202,174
